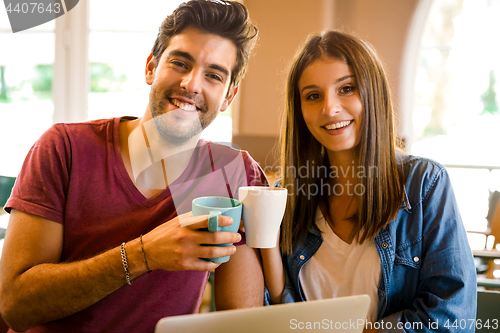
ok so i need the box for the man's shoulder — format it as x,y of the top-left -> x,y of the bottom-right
200,140 -> 255,165
31,118 -> 121,159
52,117 -> 117,133
197,140 -> 265,184
44,117 -> 122,143
202,140 -> 245,153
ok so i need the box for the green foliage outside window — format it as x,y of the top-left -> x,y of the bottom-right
90,62 -> 127,93
481,70 -> 499,116
0,62 -> 129,103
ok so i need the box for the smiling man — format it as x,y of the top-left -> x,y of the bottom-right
0,1 -> 265,332
146,27 -> 237,145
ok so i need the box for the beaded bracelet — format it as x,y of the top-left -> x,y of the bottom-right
140,234 -> 152,273
120,242 -> 133,285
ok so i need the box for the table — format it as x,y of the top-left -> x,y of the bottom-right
477,278 -> 500,289
473,249 -> 500,260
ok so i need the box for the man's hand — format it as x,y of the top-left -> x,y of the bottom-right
0,210 -> 241,331
142,212 -> 241,272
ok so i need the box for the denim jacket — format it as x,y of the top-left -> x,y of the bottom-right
279,155 -> 477,332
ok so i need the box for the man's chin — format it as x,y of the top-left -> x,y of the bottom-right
154,124 -> 202,146
161,133 -> 200,146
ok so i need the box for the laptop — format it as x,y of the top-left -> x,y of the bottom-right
155,295 -> 370,333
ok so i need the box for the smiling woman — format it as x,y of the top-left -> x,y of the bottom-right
299,58 -> 363,154
261,30 -> 477,332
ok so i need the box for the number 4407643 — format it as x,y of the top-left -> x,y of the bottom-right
444,319 -> 499,330
6,2 -> 61,14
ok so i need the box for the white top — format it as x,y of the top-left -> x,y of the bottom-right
299,209 -> 381,322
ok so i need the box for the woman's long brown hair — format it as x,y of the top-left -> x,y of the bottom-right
280,30 -> 403,254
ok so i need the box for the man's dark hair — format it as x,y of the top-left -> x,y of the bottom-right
151,0 -> 259,93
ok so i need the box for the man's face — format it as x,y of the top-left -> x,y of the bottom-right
145,26 -> 238,145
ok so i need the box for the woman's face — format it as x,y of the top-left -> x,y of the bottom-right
298,57 -> 363,157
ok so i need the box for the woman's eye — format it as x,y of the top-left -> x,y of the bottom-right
340,85 -> 355,94
306,93 -> 321,100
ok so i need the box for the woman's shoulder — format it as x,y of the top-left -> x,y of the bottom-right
398,154 -> 446,177
398,154 -> 450,208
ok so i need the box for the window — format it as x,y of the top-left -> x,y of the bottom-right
87,0 -> 233,142
0,0 -> 233,177
411,0 -> 500,234
0,11 -> 55,176
87,0 -> 182,120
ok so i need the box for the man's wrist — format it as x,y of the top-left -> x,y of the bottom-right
122,238 -> 150,280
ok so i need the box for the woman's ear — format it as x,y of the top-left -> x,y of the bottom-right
145,53 -> 156,85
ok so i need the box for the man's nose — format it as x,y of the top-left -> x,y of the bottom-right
180,69 -> 202,94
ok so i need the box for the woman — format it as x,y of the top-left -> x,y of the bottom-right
261,30 -> 476,332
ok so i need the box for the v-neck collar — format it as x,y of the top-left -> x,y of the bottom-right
113,117 -> 172,208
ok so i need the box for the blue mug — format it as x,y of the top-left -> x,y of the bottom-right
192,196 -> 242,263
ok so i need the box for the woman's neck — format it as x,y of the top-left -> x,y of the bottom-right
326,149 -> 357,188
318,149 -> 359,244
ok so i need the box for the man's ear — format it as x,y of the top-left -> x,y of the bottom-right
220,86 -> 239,112
145,53 -> 156,85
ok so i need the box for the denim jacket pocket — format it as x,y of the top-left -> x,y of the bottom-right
394,240 -> 422,269
392,241 -> 422,308
394,254 -> 419,268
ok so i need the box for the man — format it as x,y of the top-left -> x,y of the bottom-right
0,1 -> 265,332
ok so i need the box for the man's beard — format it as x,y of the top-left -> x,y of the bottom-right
149,87 -> 218,146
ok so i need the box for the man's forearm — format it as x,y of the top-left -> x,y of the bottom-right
1,238 -> 146,331
0,210 -> 239,331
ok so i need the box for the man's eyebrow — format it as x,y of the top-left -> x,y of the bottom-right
208,64 -> 229,78
300,75 -> 355,93
168,50 -> 195,62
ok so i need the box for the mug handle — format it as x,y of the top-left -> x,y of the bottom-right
208,211 -> 221,232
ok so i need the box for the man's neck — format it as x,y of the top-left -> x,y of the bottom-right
119,114 -> 201,198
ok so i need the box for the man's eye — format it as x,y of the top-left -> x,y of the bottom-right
172,60 -> 187,68
306,93 -> 321,100
207,74 -> 222,82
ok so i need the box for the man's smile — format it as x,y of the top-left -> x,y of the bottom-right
170,98 -> 199,112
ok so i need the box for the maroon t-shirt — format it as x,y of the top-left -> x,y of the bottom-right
5,117 -> 267,332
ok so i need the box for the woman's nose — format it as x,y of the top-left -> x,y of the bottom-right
322,94 -> 342,116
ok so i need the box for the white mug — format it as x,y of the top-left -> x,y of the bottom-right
238,186 -> 288,248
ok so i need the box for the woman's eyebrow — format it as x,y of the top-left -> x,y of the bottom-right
335,75 -> 355,83
301,75 -> 355,93
301,84 -> 318,93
